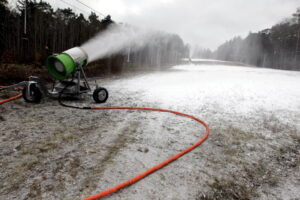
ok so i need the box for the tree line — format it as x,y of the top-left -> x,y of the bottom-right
193,8 -> 300,71
0,0 -> 188,79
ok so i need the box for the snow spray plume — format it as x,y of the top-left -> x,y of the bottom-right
81,24 -> 164,62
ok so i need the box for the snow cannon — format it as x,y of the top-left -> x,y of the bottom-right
1,47 -> 109,104
46,47 -> 88,80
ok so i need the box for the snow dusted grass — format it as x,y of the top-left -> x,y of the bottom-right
107,64 -> 300,199
0,63 -> 300,199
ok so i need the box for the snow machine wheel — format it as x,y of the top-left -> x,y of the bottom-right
93,87 -> 108,103
22,84 -> 42,103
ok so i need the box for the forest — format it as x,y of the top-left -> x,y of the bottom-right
1,0 -> 299,81
193,8 -> 300,71
0,0 -> 188,80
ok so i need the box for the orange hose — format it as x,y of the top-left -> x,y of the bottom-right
0,85 -> 210,199
0,86 -> 22,105
83,106 -> 210,200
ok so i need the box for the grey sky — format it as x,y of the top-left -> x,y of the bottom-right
37,0 -> 300,50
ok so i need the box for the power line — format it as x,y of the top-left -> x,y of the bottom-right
56,0 -> 106,18
59,0 -> 90,15
73,0 -> 105,17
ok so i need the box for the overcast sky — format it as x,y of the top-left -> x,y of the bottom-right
46,0 -> 300,50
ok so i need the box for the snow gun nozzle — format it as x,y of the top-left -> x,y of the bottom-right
46,47 -> 88,80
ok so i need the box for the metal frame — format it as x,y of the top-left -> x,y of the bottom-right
0,64 -> 96,100
49,64 -> 92,97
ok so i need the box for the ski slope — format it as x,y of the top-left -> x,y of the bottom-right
1,61 -> 300,200
110,63 -> 300,115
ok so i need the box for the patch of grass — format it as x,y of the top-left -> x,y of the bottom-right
204,178 -> 252,200
276,143 -> 300,169
54,131 -> 76,142
36,142 -> 59,153
27,179 -> 42,199
223,148 -> 239,156
0,90 -> 18,99
1,172 -> 27,193
262,113 -> 296,134
243,162 -> 279,188
80,121 -> 140,193
19,141 -> 58,155
291,134 -> 300,144
197,161 -> 279,200
70,157 -> 81,178
20,154 -> 39,170
1,154 -> 40,193
211,125 -> 263,145
196,123 -> 285,200
0,115 -> 5,121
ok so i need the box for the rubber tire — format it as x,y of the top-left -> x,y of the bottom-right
22,84 -> 42,103
93,87 -> 109,103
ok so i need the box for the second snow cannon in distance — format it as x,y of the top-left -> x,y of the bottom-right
23,47 -> 108,103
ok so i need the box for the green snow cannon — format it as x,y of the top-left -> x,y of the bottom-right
46,47 -> 88,80
16,46 -> 108,104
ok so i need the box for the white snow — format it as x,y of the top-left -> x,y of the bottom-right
1,62 -> 300,200
108,64 -> 300,115
101,63 -> 300,199
181,58 -> 226,62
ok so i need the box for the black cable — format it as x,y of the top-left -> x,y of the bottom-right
59,0 -> 90,15
57,0 -> 105,17
57,74 -> 90,109
73,0 -> 105,17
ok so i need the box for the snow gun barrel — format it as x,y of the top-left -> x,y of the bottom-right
46,47 -> 88,80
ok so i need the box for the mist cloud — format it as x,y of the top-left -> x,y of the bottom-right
82,0 -> 299,50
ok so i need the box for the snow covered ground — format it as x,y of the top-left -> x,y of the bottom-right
182,58 -> 226,62
1,62 -> 300,200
